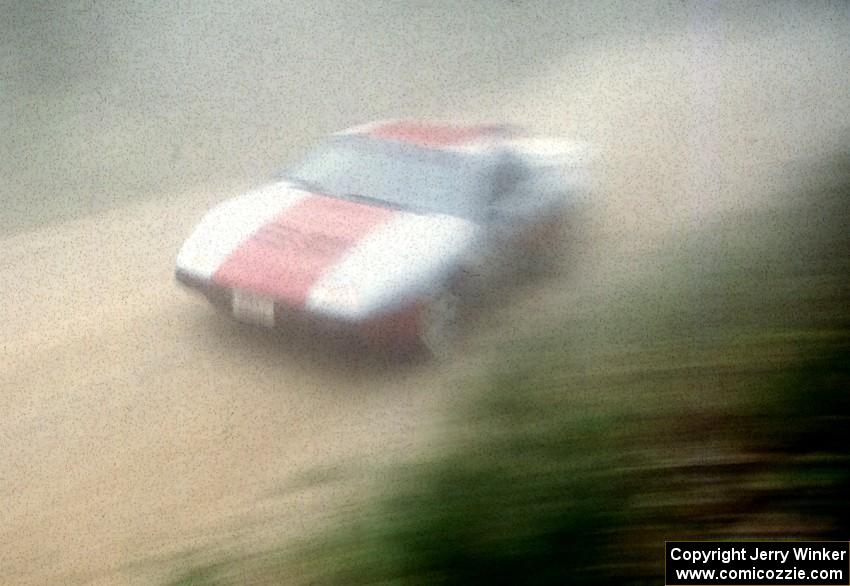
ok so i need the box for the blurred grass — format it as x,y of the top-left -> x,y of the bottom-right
165,149 -> 849,584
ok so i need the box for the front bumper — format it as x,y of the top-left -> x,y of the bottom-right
175,268 -> 424,347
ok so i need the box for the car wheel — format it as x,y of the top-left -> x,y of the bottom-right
419,288 -> 462,360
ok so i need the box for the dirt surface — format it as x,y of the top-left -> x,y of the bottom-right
2,3 -> 848,584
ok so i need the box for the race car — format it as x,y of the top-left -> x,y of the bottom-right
175,120 -> 589,356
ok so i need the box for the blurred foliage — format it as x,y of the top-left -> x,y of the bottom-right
166,150 -> 849,584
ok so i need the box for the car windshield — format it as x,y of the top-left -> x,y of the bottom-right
283,136 -> 487,219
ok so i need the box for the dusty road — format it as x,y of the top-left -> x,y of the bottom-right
2,2 -> 848,584
1,186 -> 462,584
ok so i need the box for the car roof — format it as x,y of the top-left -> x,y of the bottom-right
336,119 -> 522,152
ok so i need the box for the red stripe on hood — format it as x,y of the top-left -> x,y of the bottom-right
212,194 -> 396,306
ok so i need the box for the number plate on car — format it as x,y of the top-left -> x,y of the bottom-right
232,290 -> 275,327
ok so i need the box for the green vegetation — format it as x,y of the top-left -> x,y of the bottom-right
166,151 -> 849,584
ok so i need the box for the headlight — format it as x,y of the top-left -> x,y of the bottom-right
308,282 -> 363,318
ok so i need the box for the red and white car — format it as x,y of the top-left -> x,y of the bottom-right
175,120 -> 589,356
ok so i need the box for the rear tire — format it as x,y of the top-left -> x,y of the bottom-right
419,288 -> 462,360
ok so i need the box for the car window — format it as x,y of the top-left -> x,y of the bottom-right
491,155 -> 531,204
284,136 -> 488,220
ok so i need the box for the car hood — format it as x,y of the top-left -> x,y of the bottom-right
176,181 -> 479,319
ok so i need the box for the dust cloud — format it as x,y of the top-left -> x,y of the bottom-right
1,1 -> 848,584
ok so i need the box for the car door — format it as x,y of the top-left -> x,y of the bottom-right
450,155 -> 513,291
457,153 -> 537,287
487,153 -> 549,262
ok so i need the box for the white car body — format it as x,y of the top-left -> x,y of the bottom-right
175,120 -> 589,351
